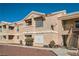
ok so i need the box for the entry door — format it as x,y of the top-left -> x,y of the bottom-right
71,33 -> 78,48
62,35 -> 68,47
35,34 -> 44,44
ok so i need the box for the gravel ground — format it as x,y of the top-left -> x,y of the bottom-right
0,45 -> 57,56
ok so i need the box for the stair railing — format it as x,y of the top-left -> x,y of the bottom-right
66,25 -> 73,48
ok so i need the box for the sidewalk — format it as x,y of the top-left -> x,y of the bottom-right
51,47 -> 70,56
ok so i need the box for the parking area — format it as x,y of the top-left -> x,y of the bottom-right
0,45 -> 57,56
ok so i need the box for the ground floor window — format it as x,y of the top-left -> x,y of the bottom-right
3,35 -> 6,39
8,35 -> 14,40
25,35 -> 32,38
35,34 -> 44,43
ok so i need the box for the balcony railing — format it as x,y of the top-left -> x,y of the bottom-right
63,24 -> 70,30
73,28 -> 79,32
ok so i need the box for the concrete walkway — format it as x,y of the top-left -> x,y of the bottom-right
51,47 -> 70,56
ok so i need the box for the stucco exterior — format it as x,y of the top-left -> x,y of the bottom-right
0,10 -> 79,48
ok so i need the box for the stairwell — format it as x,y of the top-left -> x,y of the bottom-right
66,27 -> 79,49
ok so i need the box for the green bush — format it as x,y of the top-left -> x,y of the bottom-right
25,37 -> 33,46
49,40 -> 55,48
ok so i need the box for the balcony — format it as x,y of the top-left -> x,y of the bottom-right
73,28 -> 79,32
63,24 -> 70,30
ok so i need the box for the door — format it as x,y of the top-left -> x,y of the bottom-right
62,35 -> 68,47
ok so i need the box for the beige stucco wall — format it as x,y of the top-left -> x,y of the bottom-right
44,12 -> 66,46
0,11 -> 67,47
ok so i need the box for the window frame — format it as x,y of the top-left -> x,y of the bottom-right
35,20 -> 43,27
0,26 -> 2,32
75,21 -> 79,28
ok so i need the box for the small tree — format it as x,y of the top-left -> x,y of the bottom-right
25,37 -> 34,46
49,40 -> 55,48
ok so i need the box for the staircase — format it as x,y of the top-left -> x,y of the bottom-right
66,27 -> 78,49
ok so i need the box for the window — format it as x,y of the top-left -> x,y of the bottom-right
75,21 -> 79,28
35,17 -> 44,27
35,34 -> 44,43
63,20 -> 67,25
0,26 -> 2,32
62,20 -> 69,30
24,19 -> 32,26
35,19 -> 43,27
9,26 -> 14,30
25,35 -> 32,37
17,26 -> 19,32
28,19 -> 32,25
8,35 -> 14,40
3,25 -> 6,28
3,35 -> 6,39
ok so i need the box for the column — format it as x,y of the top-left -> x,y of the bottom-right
6,24 -> 9,40
77,35 -> 79,48
1,24 -> 3,40
32,17 -> 35,32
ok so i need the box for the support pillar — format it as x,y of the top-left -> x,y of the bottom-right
77,35 -> 79,48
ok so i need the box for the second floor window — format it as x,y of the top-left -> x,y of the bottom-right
62,20 -> 69,30
35,19 -> 43,27
24,19 -> 32,26
0,26 -> 2,32
3,25 -> 6,29
35,17 -> 44,27
75,21 -> 79,28
9,26 -> 14,30
17,26 -> 19,32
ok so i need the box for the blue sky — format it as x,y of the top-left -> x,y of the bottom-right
0,3 -> 79,22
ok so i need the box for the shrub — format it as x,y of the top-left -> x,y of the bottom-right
49,40 -> 55,48
25,37 -> 34,46
54,45 -> 61,48
43,45 -> 49,48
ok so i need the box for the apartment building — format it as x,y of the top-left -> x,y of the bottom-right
59,12 -> 79,49
0,10 -> 79,49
